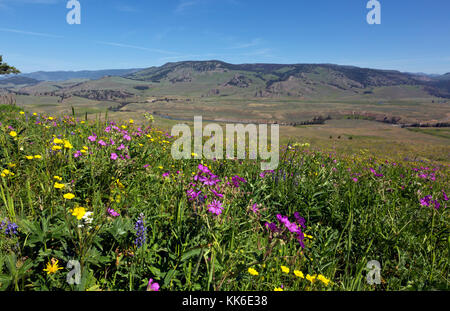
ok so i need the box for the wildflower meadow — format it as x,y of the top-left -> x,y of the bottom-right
0,104 -> 448,291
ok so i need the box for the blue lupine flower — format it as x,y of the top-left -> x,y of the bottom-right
134,213 -> 147,248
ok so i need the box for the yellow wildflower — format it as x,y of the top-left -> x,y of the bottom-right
53,138 -> 64,144
52,145 -> 62,151
9,131 -> 17,137
54,176 -> 62,181
25,155 -> 34,160
43,258 -> 63,275
317,274 -> 330,286
281,266 -> 290,274
34,155 -> 42,159
54,182 -> 65,189
294,270 -> 304,278
20,111 -> 25,115
1,169 -> 14,177
248,268 -> 259,276
63,140 -> 73,149
8,163 -> 16,168
274,287 -> 283,291
64,193 -> 75,200
71,207 -> 86,220
306,274 -> 316,283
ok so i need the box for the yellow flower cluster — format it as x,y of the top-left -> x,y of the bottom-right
1,169 -> 15,177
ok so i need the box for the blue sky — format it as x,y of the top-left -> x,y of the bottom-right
0,0 -> 449,74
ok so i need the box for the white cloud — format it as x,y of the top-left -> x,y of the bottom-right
95,41 -> 179,56
0,27 -> 63,38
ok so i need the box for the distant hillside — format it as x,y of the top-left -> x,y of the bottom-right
4,61 -> 450,99
0,68 -> 144,82
0,76 -> 40,86
125,60 -> 450,98
434,73 -> 450,81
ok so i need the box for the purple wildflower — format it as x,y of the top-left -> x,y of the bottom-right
442,190 -> 448,201
210,188 -> 223,198
110,153 -> 118,160
123,134 -> 131,141
107,208 -> 120,217
147,278 -> 160,291
208,200 -> 224,216
198,164 -> 210,174
420,195 -> 433,207
187,189 -> 201,202
265,222 -> 279,233
134,213 -> 147,248
4,221 -> 18,237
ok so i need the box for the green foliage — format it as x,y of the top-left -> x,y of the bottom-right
0,56 -> 20,75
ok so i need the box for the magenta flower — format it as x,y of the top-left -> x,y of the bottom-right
147,278 -> 160,291
433,200 -> 441,210
251,203 -> 259,213
117,144 -> 126,151
208,200 -> 224,216
198,164 -> 210,174
98,140 -> 107,146
210,188 -> 223,198
73,150 -> 82,158
420,195 -> 432,207
123,134 -> 131,141
88,135 -> 97,142
107,208 -> 120,217
443,190 -> 449,201
110,153 -> 118,160
352,178 -> 358,182
187,189 -> 201,201
162,172 -> 170,178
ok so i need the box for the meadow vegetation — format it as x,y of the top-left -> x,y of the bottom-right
0,104 -> 448,291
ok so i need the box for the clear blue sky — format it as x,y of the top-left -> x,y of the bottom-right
0,0 -> 449,74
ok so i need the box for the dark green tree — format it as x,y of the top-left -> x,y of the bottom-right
0,56 -> 20,75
